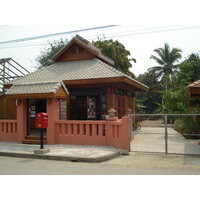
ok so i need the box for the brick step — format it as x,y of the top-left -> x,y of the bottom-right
22,136 -> 47,144
24,136 -> 47,140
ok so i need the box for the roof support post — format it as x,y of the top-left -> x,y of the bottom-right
46,98 -> 58,144
16,99 -> 27,143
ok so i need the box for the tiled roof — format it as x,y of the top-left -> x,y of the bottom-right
5,59 -> 127,85
5,58 -> 148,95
188,80 -> 200,87
6,81 -> 69,95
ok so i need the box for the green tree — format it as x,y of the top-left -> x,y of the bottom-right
136,72 -> 163,113
162,53 -> 200,114
183,52 -> 200,83
148,43 -> 182,83
92,36 -> 136,78
35,38 -> 68,68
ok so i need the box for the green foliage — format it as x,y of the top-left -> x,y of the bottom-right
161,52 -> 200,114
35,36 -> 136,79
149,43 -> 182,84
92,36 -> 136,78
35,38 -> 68,68
138,47 -> 200,115
136,72 -> 162,113
178,116 -> 200,135
182,53 -> 200,83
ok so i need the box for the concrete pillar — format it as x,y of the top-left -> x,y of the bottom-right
121,116 -> 129,152
46,98 -> 58,144
16,99 -> 27,143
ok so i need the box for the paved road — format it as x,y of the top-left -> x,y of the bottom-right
1,155 -> 200,175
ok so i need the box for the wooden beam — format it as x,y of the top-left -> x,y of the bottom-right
64,76 -> 148,92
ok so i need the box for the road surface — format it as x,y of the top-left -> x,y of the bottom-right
0,155 -> 200,175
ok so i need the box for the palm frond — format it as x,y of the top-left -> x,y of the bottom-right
149,43 -> 182,84
150,54 -> 165,65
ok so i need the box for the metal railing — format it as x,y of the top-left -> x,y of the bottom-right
128,114 -> 200,155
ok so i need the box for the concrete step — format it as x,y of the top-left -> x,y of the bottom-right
22,136 -> 47,144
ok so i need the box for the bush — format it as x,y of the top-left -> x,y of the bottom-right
176,116 -> 200,139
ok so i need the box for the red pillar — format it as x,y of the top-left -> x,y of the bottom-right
16,99 -> 27,143
46,98 -> 58,144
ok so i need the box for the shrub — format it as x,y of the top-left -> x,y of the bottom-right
179,116 -> 200,136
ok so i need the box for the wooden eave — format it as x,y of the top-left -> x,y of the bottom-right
188,86 -> 200,98
4,84 -> 12,89
64,76 -> 148,92
6,93 -> 68,100
6,93 -> 54,99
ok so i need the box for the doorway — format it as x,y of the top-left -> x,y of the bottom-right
27,99 -> 46,136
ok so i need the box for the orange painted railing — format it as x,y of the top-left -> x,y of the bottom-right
55,120 -> 107,146
0,117 -> 130,151
54,116 -> 129,151
0,120 -> 17,142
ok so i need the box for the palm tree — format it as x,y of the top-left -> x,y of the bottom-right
148,43 -> 182,82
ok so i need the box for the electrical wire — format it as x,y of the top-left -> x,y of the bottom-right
0,25 -> 118,45
1,25 -> 200,49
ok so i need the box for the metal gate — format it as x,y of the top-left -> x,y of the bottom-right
128,114 -> 200,155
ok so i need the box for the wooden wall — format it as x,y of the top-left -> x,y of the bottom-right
58,43 -> 95,62
0,95 -> 16,119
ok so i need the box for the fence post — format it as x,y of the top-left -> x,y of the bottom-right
121,116 -> 130,152
106,116 -> 117,147
164,114 -> 168,155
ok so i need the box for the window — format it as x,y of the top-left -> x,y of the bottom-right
58,99 -> 67,120
116,89 -> 124,96
79,47 -> 84,54
127,98 -> 134,112
71,48 -> 76,55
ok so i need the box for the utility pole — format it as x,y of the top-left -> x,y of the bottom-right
2,60 -> 6,93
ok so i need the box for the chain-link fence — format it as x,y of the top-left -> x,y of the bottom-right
128,114 -> 200,155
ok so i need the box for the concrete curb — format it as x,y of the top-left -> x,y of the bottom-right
0,150 -> 120,163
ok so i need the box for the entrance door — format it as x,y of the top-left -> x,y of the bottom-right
77,97 -> 87,120
27,99 -> 46,136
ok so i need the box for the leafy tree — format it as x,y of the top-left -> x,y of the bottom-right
92,36 -> 136,78
136,72 -> 163,113
162,53 -> 200,114
36,36 -> 137,79
182,52 -> 200,83
35,38 -> 68,68
148,43 -> 182,84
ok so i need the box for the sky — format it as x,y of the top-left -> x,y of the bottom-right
1,25 -> 200,78
1,0 -> 200,78
1,0 -> 199,195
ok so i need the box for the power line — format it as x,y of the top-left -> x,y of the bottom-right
111,25 -> 200,38
1,25 -> 200,49
0,25 -> 178,48
0,25 -> 118,45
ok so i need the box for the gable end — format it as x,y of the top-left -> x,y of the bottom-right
55,42 -> 96,62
